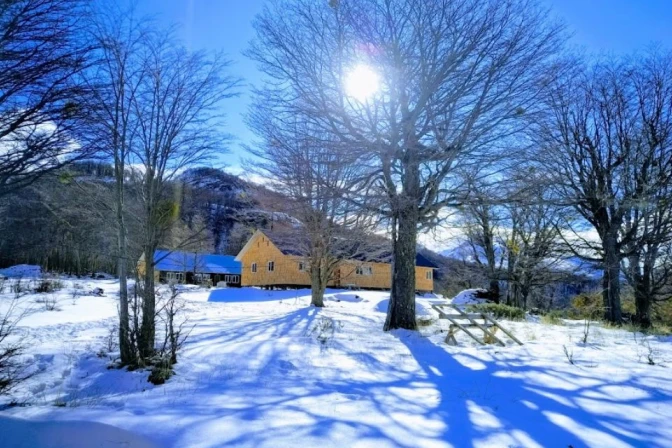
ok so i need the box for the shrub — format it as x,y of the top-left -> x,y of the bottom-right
34,278 -> 63,294
570,292 -> 603,319
11,279 -> 29,295
35,295 -> 60,311
652,301 -> 672,326
467,303 -> 525,321
416,316 -> 436,327
541,310 -> 565,325
148,363 -> 172,385
1,298 -> 33,396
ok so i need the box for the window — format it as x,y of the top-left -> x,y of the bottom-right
356,266 -> 372,276
298,262 -> 305,271
166,272 -> 184,283
251,263 -> 257,273
224,275 -> 239,283
267,261 -> 275,272
426,270 -> 433,280
194,273 -> 209,283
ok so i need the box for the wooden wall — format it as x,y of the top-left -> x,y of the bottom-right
337,260 -> 391,289
238,233 -> 312,286
415,266 -> 434,293
136,256 -> 160,282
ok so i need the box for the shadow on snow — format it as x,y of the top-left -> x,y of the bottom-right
15,298 -> 671,448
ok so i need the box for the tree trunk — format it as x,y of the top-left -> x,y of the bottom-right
310,259 -> 326,307
482,225 -> 499,302
634,261 -> 652,328
602,233 -> 622,323
139,244 -> 156,361
489,279 -> 500,303
520,282 -> 531,311
117,230 -> 133,363
116,164 -> 133,365
384,205 -> 418,331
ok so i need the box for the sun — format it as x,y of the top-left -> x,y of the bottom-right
344,64 -> 380,102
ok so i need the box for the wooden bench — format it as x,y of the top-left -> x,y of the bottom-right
431,303 -> 524,347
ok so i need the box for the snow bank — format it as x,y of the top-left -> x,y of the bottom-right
0,264 -> 41,278
449,289 -> 488,305
327,292 -> 364,303
420,292 -> 443,299
0,415 -> 157,448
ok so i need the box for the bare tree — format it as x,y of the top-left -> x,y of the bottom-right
0,0 -> 93,197
246,115 -> 383,307
458,179 -> 507,301
84,2 -> 150,366
620,50 -> 672,327
248,0 -> 565,330
504,181 -> 564,310
535,51 -> 672,324
130,33 -> 239,360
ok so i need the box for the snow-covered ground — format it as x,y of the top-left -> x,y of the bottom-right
1,274 -> 671,447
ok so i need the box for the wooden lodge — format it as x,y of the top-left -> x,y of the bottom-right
139,230 -> 436,292
234,230 -> 436,293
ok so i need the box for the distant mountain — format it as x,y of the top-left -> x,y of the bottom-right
179,168 -> 303,254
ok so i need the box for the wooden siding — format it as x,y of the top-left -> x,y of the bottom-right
415,266 -> 434,292
237,231 -> 434,292
136,257 -> 160,282
336,260 -> 391,289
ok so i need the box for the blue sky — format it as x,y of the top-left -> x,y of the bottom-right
140,0 -> 672,169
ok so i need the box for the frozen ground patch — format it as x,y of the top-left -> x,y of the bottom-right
1,282 -> 671,447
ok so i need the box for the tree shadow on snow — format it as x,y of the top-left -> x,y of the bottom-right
394,331 -> 670,447
17,300 -> 671,448
207,287 -> 315,303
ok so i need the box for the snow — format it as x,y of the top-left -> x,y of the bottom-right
0,415 -> 157,448
1,276 -> 672,448
449,289 -> 488,305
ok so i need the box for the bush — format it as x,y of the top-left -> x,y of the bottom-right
570,292 -> 603,319
416,316 -> 436,327
1,298 -> 32,396
35,295 -> 60,311
34,278 -> 63,294
652,300 -> 672,326
467,303 -> 525,321
147,363 -> 172,385
541,310 -> 565,325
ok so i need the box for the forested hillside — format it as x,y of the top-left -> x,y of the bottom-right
0,163 -> 299,274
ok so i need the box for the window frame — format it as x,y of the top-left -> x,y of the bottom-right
267,261 -> 275,272
356,265 -> 372,276
426,270 -> 433,280
251,262 -> 257,273
166,271 -> 185,283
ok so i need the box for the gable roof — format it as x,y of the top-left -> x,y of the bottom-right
349,251 -> 437,268
235,230 -> 438,268
154,250 -> 241,275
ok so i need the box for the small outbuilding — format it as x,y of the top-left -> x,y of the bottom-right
139,250 -> 242,287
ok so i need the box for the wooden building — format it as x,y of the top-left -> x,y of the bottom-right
235,230 -> 435,292
138,250 -> 241,286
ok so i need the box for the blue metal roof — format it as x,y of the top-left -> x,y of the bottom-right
154,250 -> 241,275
